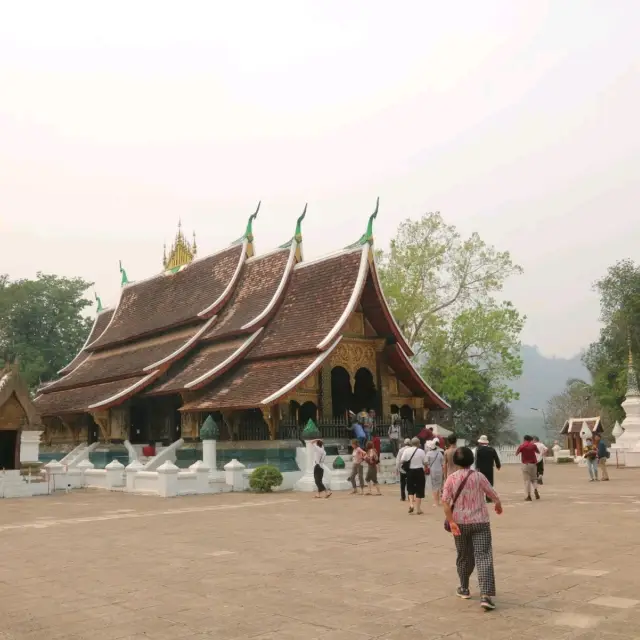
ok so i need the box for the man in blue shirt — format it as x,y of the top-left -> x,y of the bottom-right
595,434 -> 610,481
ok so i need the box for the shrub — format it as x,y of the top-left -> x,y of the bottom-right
249,465 -> 283,492
556,457 -> 572,464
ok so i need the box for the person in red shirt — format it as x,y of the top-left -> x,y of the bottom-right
516,435 -> 540,502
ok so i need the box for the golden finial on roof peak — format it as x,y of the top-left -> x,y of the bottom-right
164,220 -> 196,271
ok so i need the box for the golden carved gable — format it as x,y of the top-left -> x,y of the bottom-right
330,340 -> 377,378
344,312 -> 365,336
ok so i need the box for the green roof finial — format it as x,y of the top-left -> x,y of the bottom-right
346,198 -> 380,249
294,203 -> 307,242
301,419 -> 321,440
200,414 -> 219,440
94,291 -> 103,313
119,261 -> 129,287
245,201 -> 261,242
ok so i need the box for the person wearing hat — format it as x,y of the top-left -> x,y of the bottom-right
395,438 -> 411,501
474,435 -> 501,500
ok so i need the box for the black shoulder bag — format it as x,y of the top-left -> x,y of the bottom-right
401,447 -> 418,473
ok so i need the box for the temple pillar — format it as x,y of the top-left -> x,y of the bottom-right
376,352 -> 388,419
320,365 -> 332,421
91,411 -> 110,443
264,405 -> 278,440
109,406 -> 129,443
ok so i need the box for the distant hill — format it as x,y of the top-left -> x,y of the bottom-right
509,345 -> 590,439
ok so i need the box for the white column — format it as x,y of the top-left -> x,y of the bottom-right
20,430 -> 43,463
202,439 -> 225,480
157,460 -> 179,497
294,441 -> 317,492
224,459 -> 246,491
189,460 -> 211,493
125,460 -> 144,491
105,459 -> 125,489
44,460 -> 66,491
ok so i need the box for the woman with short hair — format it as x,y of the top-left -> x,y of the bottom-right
425,439 -> 444,507
442,446 -> 503,611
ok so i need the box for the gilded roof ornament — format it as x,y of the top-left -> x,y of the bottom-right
119,261 -> 129,286
164,220 -> 197,272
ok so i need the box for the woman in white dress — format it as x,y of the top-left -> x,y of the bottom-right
426,439 -> 444,507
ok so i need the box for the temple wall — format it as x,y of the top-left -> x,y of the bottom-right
0,394 -> 27,429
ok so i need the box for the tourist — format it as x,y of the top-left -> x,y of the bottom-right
443,434 -> 458,480
400,436 -> 427,515
595,434 -> 610,481
442,446 -> 503,611
516,435 -> 540,501
425,439 -> 444,507
417,426 -> 433,448
352,417 -> 367,450
474,435 -> 501,501
373,432 -> 382,461
311,439 -> 332,499
583,437 -> 599,481
388,418 -> 401,456
364,442 -> 382,496
349,439 -> 366,494
532,436 -> 548,485
396,437 -> 411,501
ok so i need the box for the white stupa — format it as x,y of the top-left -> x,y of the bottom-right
609,346 -> 640,466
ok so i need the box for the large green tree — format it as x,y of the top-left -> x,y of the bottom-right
377,212 -> 525,441
0,273 -> 94,390
583,259 -> 640,425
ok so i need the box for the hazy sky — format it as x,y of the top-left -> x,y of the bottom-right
1,1 -> 638,358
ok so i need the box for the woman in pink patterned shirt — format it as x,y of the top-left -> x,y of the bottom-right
442,446 -> 503,611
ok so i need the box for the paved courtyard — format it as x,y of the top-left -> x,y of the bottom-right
1,464 -> 639,640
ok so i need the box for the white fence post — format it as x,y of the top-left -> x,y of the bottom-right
105,460 -> 125,489
157,461 -> 179,497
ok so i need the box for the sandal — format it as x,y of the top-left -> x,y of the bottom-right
325,492 -> 332,498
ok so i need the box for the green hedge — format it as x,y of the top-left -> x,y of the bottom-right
249,465 -> 284,492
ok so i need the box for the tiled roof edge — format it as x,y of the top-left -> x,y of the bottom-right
143,316 -> 218,372
260,337 -> 342,406
42,349 -> 93,394
241,241 -> 298,331
316,245 -> 370,350
58,307 -> 114,374
197,240 -> 247,317
87,371 -> 161,410
294,244 -> 363,270
185,328 -> 265,391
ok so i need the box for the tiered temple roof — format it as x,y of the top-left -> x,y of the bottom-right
34,204 -> 449,418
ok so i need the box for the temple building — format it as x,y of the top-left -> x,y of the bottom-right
34,204 -> 449,449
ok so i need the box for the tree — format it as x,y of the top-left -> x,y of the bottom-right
0,273 -> 94,390
377,212 -> 525,436
583,260 -> 640,426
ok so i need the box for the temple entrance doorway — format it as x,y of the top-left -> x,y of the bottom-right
0,429 -> 19,470
353,367 -> 380,416
331,366 -> 352,418
299,401 -> 317,425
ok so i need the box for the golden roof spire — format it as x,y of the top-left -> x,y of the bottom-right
163,221 -> 197,271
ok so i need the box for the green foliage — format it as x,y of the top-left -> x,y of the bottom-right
0,273 -> 94,390
583,260 -> 640,426
376,212 -> 525,437
249,465 -> 283,493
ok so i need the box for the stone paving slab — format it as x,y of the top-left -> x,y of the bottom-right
0,465 -> 639,639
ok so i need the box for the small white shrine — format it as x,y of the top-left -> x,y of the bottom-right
609,348 -> 640,467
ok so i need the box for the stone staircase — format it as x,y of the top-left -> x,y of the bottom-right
0,471 -> 32,498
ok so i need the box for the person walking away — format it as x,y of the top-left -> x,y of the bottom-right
388,419 -> 401,456
364,442 -> 382,496
349,439 -> 366,494
595,434 -> 610,481
425,439 -> 445,507
532,436 -> 548,485
474,435 -> 501,502
583,438 -> 599,481
396,438 -> 411,501
400,437 -> 427,515
516,435 -> 540,501
311,439 -> 332,498
442,446 -> 503,611
443,434 -> 458,480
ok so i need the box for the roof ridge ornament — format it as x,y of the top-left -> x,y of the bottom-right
119,261 -> 129,287
164,220 -> 197,271
94,291 -> 103,313
346,197 -> 379,249
232,201 -> 261,257
279,203 -> 307,249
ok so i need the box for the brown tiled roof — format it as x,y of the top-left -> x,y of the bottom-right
181,352 -> 324,411
42,326 -> 199,393
385,344 -> 450,410
203,248 -> 291,341
59,308 -> 115,375
249,247 -> 365,359
35,376 -> 147,415
561,417 -> 602,434
144,339 -> 245,395
88,244 -> 244,350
